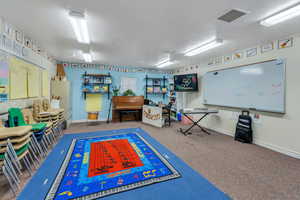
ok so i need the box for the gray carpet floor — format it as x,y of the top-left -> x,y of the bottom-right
1,121 -> 300,200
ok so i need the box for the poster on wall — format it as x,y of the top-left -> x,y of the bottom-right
246,48 -> 257,57
224,55 -> 232,63
261,42 -> 274,53
0,51 -> 9,102
278,38 -> 293,49
15,29 -> 23,44
233,52 -> 243,60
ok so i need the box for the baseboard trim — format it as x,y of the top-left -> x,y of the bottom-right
71,119 -> 107,123
253,140 -> 300,159
204,126 -> 300,159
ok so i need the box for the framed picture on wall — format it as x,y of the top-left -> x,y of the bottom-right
246,48 -> 257,57
224,55 -> 232,63
15,30 -> 23,44
214,56 -> 222,65
261,42 -> 274,53
278,38 -> 293,49
233,52 -> 243,60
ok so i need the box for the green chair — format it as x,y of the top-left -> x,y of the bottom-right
0,144 -> 29,160
8,108 -> 47,132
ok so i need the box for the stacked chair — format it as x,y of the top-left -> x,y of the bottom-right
1,98 -> 65,197
33,99 -> 65,140
8,108 -> 51,154
22,108 -> 56,153
0,126 -> 43,196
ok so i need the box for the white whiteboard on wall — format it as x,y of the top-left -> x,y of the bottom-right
203,59 -> 285,113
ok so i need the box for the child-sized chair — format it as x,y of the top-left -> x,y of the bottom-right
8,108 -> 50,153
8,108 -> 47,132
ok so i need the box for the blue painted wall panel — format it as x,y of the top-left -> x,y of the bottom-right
64,66 -> 172,121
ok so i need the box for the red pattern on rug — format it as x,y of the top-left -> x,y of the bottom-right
88,139 -> 144,177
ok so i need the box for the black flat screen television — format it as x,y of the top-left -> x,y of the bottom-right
174,73 -> 198,92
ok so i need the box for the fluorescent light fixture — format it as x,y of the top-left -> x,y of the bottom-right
155,58 -> 174,68
184,39 -> 223,57
82,52 -> 93,63
260,4 -> 300,27
69,11 -> 90,44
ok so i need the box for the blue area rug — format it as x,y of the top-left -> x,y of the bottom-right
18,128 -> 231,200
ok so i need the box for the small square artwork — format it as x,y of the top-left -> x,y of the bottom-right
15,30 -> 23,44
246,48 -> 257,57
261,42 -> 274,53
233,52 -> 243,60
214,56 -> 222,65
278,38 -> 293,49
224,55 -> 232,63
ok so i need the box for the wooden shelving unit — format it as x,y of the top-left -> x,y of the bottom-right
82,72 -> 112,99
145,75 -> 168,99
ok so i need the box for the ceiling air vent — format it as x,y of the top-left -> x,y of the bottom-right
218,9 -> 247,23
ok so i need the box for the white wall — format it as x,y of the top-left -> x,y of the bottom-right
178,35 -> 300,159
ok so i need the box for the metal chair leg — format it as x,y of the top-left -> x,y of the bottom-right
22,154 -> 33,176
6,141 -> 22,176
31,135 -> 46,158
4,156 -> 20,185
2,165 -> 19,196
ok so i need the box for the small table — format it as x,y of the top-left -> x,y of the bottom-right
179,108 -> 219,136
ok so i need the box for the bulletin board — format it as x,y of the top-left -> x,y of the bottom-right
27,63 -> 40,97
0,50 -> 9,102
86,93 -> 102,112
9,57 -> 28,99
42,70 -> 50,97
